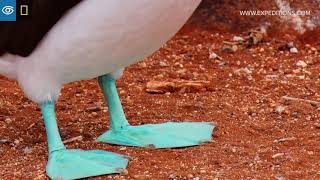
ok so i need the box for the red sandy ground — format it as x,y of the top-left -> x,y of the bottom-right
1,1 -> 320,179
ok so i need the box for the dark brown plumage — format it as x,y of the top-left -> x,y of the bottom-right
0,0 -> 82,57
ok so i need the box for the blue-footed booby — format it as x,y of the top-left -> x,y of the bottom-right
0,0 -> 214,179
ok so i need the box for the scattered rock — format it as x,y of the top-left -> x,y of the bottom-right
187,174 -> 194,179
275,106 -> 285,114
247,29 -> 267,46
159,61 -> 169,67
279,42 -> 298,53
139,62 -> 147,68
287,42 -> 295,49
291,112 -> 299,118
119,90 -> 126,95
233,36 -> 244,42
265,75 -> 279,81
296,60 -> 307,68
310,47 -> 318,52
234,67 -> 253,80
5,118 -> 12,124
169,174 -> 176,179
222,42 -> 238,53
23,147 -> 33,154
307,151 -> 314,155
119,169 -> 129,176
119,147 -> 127,151
14,139 -> 20,145
231,147 -> 237,153
209,51 -> 222,60
275,176 -> 285,180
298,75 -> 305,80
290,47 -> 298,53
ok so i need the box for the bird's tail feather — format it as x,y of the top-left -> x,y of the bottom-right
0,57 -> 17,79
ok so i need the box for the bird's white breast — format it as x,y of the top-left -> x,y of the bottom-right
17,0 -> 201,102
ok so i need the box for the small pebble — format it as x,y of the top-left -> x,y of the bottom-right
5,118 -> 12,124
311,47 -> 317,52
14,139 -> 20,145
287,42 -> 295,48
296,60 -> 307,68
209,52 -> 221,60
140,62 -> 147,68
222,44 -> 238,53
187,174 -> 194,178
169,174 -> 176,179
275,106 -> 285,114
314,123 -> 320,128
307,151 -> 314,155
200,169 -> 206,174
298,75 -> 305,80
119,169 -> 129,176
159,61 -> 169,67
233,36 -> 244,42
23,147 -> 33,154
290,47 -> 298,53
119,147 -> 127,151
275,176 -> 285,180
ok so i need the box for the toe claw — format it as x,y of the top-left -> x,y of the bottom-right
146,144 -> 156,149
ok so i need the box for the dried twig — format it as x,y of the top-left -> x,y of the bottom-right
274,137 -> 296,143
0,139 -> 10,144
146,80 -> 210,94
281,96 -> 320,106
27,123 -> 35,130
63,136 -> 83,144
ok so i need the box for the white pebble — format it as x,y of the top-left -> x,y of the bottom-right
233,36 -> 244,42
275,106 -> 285,114
296,60 -> 307,68
209,52 -> 221,60
23,147 -> 33,154
290,47 -> 298,53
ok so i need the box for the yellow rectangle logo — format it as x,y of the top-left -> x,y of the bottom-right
20,5 -> 28,15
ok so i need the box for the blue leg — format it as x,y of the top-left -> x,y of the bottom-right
40,102 -> 128,180
97,75 -> 215,148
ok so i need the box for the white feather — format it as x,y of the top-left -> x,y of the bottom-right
1,0 -> 201,103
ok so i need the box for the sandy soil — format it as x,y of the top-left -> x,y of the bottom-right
1,1 -> 320,179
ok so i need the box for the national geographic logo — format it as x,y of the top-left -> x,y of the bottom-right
0,0 -> 32,21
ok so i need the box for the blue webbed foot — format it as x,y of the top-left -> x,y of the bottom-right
98,74 -> 215,149
46,149 -> 129,180
97,122 -> 215,148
